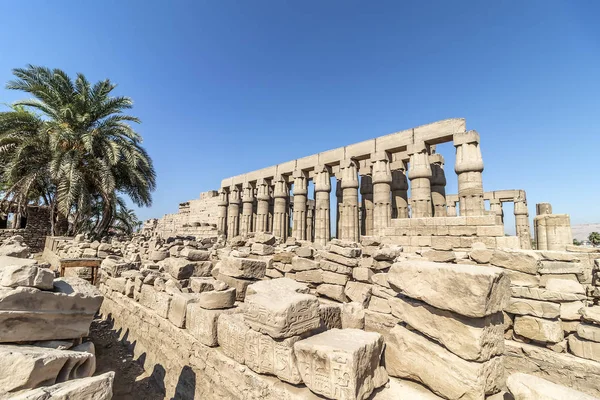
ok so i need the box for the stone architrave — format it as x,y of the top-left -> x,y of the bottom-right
407,142 -> 433,218
388,260 -> 510,318
294,329 -> 388,400
244,278 -> 320,339
314,165 -> 331,246
292,169 -> 308,240
360,174 -> 374,236
386,325 -> 504,400
240,181 -> 255,236
339,159 -> 360,242
272,175 -> 289,240
227,186 -> 241,238
454,130 -> 484,216
371,152 -> 392,235
391,163 -> 409,219
217,188 -> 228,235
255,178 -> 271,233
0,278 -> 103,342
429,153 -> 447,217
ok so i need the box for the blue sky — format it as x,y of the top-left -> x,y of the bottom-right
0,1 -> 599,231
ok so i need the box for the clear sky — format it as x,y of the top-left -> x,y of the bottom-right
1,1 -> 599,232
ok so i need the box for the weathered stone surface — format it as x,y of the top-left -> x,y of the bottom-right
368,296 -> 391,314
0,257 -> 53,290
294,329 -> 387,400
490,250 -> 540,274
245,328 -> 305,384
513,315 -> 564,343
345,281 -> 372,306
560,301 -> 584,321
319,259 -> 352,275
100,256 -> 132,277
251,243 -> 275,256
190,277 -> 226,293
422,250 -> 455,263
341,302 -> 365,329
217,313 -> 250,364
272,251 -> 294,264
569,334 -> 600,362
328,244 -> 361,258
0,278 -> 103,342
319,301 -> 342,329
253,233 -> 276,245
10,371 -> 114,400
291,256 -> 319,271
539,261 -> 585,275
511,286 -> 586,302
162,257 -> 196,280
0,344 -> 96,394
106,277 -> 126,294
187,303 -> 237,346
386,325 -> 504,400
364,310 -> 399,337
149,250 -> 168,262
470,249 -> 493,264
138,285 -> 171,318
388,260 -> 509,318
294,247 -> 313,258
578,324 -> 600,342
180,247 -> 210,261
244,278 -> 320,339
319,250 -> 359,267
580,306 -> 600,325
219,257 -> 266,279
545,278 -> 586,294
372,246 -> 402,261
352,267 -> 374,283
197,287 -> 236,309
507,372 -> 597,400
506,298 -> 560,319
217,273 -> 253,301
168,292 -> 198,328
504,270 -> 539,288
317,283 -> 348,302
389,296 -> 504,361
0,238 -> 30,258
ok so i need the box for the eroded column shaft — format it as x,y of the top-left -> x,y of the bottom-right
371,155 -> 392,236
360,175 -> 374,236
227,186 -> 241,238
407,142 -> 432,218
429,153 -> 447,217
292,170 -> 308,240
391,167 -> 409,219
454,131 -> 484,216
273,176 -> 289,240
217,188 -> 228,236
314,166 -> 331,246
340,159 -> 360,242
240,183 -> 254,236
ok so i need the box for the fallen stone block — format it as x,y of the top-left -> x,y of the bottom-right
422,250 -> 456,263
569,334 -> 600,362
180,247 -> 210,261
513,315 -> 564,343
162,257 -> 196,280
341,302 -> 365,329
294,328 -> 388,400
364,309 -> 399,337
389,296 -> 504,361
580,306 -> 600,325
168,292 -> 201,328
138,285 -> 171,319
318,250 -> 359,267
316,283 -> 348,302
10,371 -> 114,400
197,287 -> 236,309
219,257 -> 266,279
388,260 -> 509,318
291,256 -> 319,271
0,257 -> 53,290
190,277 -> 227,293
186,303 -> 237,347
506,298 -> 560,319
545,278 -> 585,294
217,273 -> 253,301
344,281 -> 372,306
490,249 -> 540,274
372,245 -> 403,261
560,301 -> 584,321
319,258 -> 352,275
217,313 -> 250,364
506,372 -> 598,400
578,323 -> 600,343
328,244 -> 361,258
386,325 -> 504,400
511,286 -> 586,302
251,243 -> 275,255
100,256 -> 133,277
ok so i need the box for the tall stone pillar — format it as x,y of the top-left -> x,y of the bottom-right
371,152 -> 392,236
268,185 -> 274,233
227,185 -> 241,238
217,188 -> 228,236
429,153 -> 447,217
314,165 -> 331,247
407,142 -> 433,218
292,170 -> 308,240
447,201 -> 457,217
489,199 -> 504,225
336,179 -> 342,239
514,196 -> 532,250
360,175 -> 374,236
339,159 -> 360,242
273,175 -> 289,240
306,201 -> 314,242
255,179 -> 270,233
534,204 -> 572,251
240,182 -> 254,236
454,131 -> 485,216
391,163 -> 409,219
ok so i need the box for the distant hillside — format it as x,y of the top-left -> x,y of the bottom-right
572,223 -> 600,242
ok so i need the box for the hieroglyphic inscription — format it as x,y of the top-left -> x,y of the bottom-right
217,313 -> 249,364
243,328 -> 302,384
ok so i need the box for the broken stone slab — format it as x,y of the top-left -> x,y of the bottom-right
389,296 -> 504,361
291,256 -> 319,271
9,371 -> 114,400
545,278 -> 586,294
138,285 -> 171,319
197,287 -> 236,309
251,243 -> 275,256
217,273 -> 253,301
569,334 -> 600,362
0,240 -> 30,258
0,344 -> 96,394
100,256 -> 133,277
470,249 -> 494,264
192,260 -> 213,277
506,298 -> 560,319
539,261 -> 585,275
372,246 -> 403,261
344,281 -> 372,306
504,270 -> 539,288
352,267 -> 374,283
180,247 -> 210,261
364,310 -> 399,337
578,324 -> 600,342
490,249 -> 540,274
511,286 -> 587,302
560,301 -> 584,321
161,257 -> 196,280
318,250 -> 359,267
0,257 -> 54,290
341,302 -> 365,329
368,296 -> 391,314
244,278 -> 320,339
316,283 -> 348,302
319,259 -> 352,275
580,306 -> 600,325
186,303 -> 238,347
513,315 -> 564,343
217,313 -> 250,364
219,257 -> 266,279
149,250 -> 168,262
167,292 -> 202,328
328,244 -> 362,258
190,277 -> 227,293
294,328 -> 388,400
105,277 -> 126,294
422,250 -> 456,263
506,372 -> 598,400
386,325 -> 504,400
0,278 -> 103,342
388,260 -> 510,318
245,328 -> 306,384
272,251 -> 294,264
253,233 -> 276,245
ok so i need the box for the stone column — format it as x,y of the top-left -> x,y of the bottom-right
407,142 -> 433,218
534,204 -> 572,251
255,179 -> 270,233
306,201 -> 314,242
336,179 -> 342,239
447,201 -> 457,217
273,175 -> 289,240
252,188 -> 258,233
429,153 -> 447,217
339,159 -> 360,242
489,199 -> 504,225
391,163 -> 409,219
536,203 -> 552,215
217,188 -> 228,236
292,170 -> 308,240
314,165 -> 331,246
514,196 -> 532,250
371,152 -> 392,236
240,182 -> 254,236
360,175 -> 374,236
454,131 -> 485,216
227,185 -> 241,238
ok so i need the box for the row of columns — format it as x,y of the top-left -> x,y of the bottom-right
218,131 -> 485,243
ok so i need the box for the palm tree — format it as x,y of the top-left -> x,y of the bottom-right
0,65 -> 155,237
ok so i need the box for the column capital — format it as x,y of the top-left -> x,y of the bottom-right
340,159 -> 359,189
242,182 -> 255,203
372,158 -> 392,185
217,188 -> 229,206
273,175 -> 289,198
293,169 -> 308,196
314,165 -> 331,193
229,186 -> 241,204
370,151 -> 390,162
406,141 -> 429,156
453,130 -> 480,147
